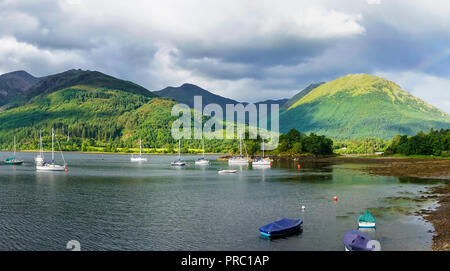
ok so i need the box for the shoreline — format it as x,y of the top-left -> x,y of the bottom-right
0,150 -> 224,156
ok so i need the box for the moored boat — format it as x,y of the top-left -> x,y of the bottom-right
252,140 -> 271,167
229,133 -> 250,165
343,229 -> 379,251
4,136 -> 24,165
131,139 -> 147,162
218,169 -> 237,174
36,128 -> 67,171
259,218 -> 303,238
35,130 -> 44,166
195,140 -> 209,165
171,140 -> 186,166
195,158 -> 210,165
358,210 -> 376,228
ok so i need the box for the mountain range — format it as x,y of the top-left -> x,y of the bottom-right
0,71 -> 42,107
1,69 -> 449,145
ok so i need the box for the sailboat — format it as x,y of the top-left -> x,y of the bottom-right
252,140 -> 271,167
195,140 -> 209,165
4,136 -> 24,165
131,139 -> 147,162
36,128 -> 67,171
171,139 -> 186,166
35,130 -> 44,166
228,133 -> 249,165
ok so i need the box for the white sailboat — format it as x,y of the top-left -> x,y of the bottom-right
36,128 -> 67,171
171,139 -> 186,166
228,133 -> 250,165
252,140 -> 271,167
195,140 -> 209,165
35,129 -> 44,166
131,139 -> 147,162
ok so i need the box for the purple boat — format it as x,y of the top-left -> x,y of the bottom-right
343,229 -> 375,251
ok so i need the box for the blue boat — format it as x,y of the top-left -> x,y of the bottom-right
343,229 -> 375,251
259,218 -> 303,238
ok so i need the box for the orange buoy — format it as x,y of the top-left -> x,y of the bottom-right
298,164 -> 301,169
333,196 -> 338,201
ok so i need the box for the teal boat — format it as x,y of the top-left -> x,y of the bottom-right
4,136 -> 24,165
358,210 -> 376,228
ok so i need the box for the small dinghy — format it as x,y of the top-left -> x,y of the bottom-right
218,169 -> 237,174
343,229 -> 377,251
259,218 -> 303,238
358,210 -> 376,228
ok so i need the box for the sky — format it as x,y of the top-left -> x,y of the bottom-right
0,0 -> 449,113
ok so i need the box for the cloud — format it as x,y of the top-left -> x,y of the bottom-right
367,0 -> 381,5
376,71 -> 450,114
0,0 -> 448,107
0,36 -> 85,75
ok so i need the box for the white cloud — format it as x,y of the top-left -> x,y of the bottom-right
0,36 -> 85,75
367,0 -> 381,5
375,70 -> 450,114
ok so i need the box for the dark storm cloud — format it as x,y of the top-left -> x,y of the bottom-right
0,0 -> 449,111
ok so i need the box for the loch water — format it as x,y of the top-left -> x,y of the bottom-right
0,152 -> 441,250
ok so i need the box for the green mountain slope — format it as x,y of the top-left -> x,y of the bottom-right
0,69 -> 176,150
280,74 -> 450,139
281,82 -> 324,110
0,70 -> 238,153
6,69 -> 156,109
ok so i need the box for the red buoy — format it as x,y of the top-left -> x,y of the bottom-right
65,169 -> 68,172
298,164 -> 301,169
333,196 -> 338,201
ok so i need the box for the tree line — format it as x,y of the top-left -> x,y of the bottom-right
386,129 -> 450,156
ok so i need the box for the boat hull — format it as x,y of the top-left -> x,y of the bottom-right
260,224 -> 302,238
4,160 -> 24,165
218,170 -> 237,174
131,157 -> 147,162
358,222 -> 376,228
228,159 -> 249,165
36,165 -> 66,171
259,218 -> 303,239
195,160 -> 210,165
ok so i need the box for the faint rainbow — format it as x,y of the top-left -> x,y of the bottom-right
409,50 -> 450,73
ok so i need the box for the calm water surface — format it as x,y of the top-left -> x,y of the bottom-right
0,152 -> 442,250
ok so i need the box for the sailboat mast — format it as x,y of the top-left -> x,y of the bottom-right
139,139 -> 142,156
202,140 -> 205,157
52,128 -> 54,160
262,140 -> 264,158
14,136 -> 16,156
178,139 -> 181,158
40,130 -> 43,157
239,133 -> 242,156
